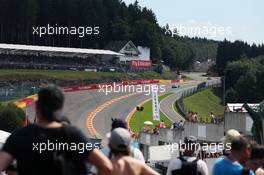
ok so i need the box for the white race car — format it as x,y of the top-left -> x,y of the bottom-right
171,83 -> 180,88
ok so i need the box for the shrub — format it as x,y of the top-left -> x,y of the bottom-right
0,103 -> 24,132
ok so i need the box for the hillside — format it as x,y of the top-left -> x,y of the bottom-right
0,0 -> 217,70
183,88 -> 224,121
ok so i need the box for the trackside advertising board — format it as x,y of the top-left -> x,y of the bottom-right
151,85 -> 160,121
131,60 -> 152,68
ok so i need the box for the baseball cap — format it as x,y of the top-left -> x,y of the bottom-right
109,128 -> 131,152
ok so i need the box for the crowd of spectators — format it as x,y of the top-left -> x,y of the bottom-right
185,111 -> 220,124
140,120 -> 168,135
0,53 -> 125,72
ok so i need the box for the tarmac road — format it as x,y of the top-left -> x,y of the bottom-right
26,72 -> 215,140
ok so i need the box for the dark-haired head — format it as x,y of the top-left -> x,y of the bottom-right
231,136 -> 251,165
246,145 -> 264,171
36,85 -> 64,122
111,118 -> 127,131
251,145 -> 264,160
231,136 -> 251,151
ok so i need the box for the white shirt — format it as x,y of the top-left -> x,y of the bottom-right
166,156 -> 209,175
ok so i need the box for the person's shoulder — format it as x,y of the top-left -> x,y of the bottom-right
249,169 -> 256,175
170,158 -> 181,163
9,124 -> 36,136
197,159 -> 208,166
168,158 -> 181,169
124,156 -> 143,165
63,125 -> 81,132
101,146 -> 110,156
256,168 -> 264,175
197,159 -> 209,175
212,156 -> 226,172
214,156 -> 225,164
61,126 -> 85,136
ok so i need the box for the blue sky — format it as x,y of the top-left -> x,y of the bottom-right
123,0 -> 263,45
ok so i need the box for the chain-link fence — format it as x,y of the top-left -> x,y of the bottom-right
0,75 -> 146,101
0,81 -> 40,101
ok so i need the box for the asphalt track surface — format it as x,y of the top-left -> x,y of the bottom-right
26,90 -> 129,138
26,73 -> 214,143
26,85 -> 160,139
159,92 -> 185,122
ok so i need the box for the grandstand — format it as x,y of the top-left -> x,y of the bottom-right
0,43 -> 123,71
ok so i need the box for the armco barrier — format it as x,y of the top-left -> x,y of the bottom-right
139,122 -> 224,146
15,79 -> 181,108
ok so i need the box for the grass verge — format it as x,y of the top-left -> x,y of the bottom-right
182,74 -> 193,81
0,69 -> 177,80
183,88 -> 224,121
130,93 -> 173,133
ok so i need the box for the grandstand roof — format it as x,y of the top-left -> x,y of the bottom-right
0,43 -> 123,57
227,103 -> 260,112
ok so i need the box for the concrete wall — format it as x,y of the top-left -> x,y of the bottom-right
139,122 -> 224,147
139,114 -> 253,148
224,112 -> 253,135
183,122 -> 224,142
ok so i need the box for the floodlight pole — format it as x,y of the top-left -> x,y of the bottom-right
223,72 -> 226,132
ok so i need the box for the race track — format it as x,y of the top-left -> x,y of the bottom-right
26,73 -> 215,143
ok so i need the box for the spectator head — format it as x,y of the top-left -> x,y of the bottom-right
181,136 -> 198,156
36,85 -> 64,122
222,129 -> 240,147
111,118 -> 127,131
109,128 -> 131,156
247,145 -> 264,170
231,136 -> 251,164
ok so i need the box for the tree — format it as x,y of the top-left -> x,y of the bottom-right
244,102 -> 264,144
0,103 -> 24,132
224,58 -> 264,103
225,87 -> 238,102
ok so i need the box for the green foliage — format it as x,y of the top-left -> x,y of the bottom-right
0,0 -> 218,70
225,58 -> 264,103
216,39 -> 264,75
183,88 -> 224,121
0,103 -> 24,132
0,69 -> 178,80
130,93 -> 173,133
244,103 -> 264,144
225,88 -> 238,102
